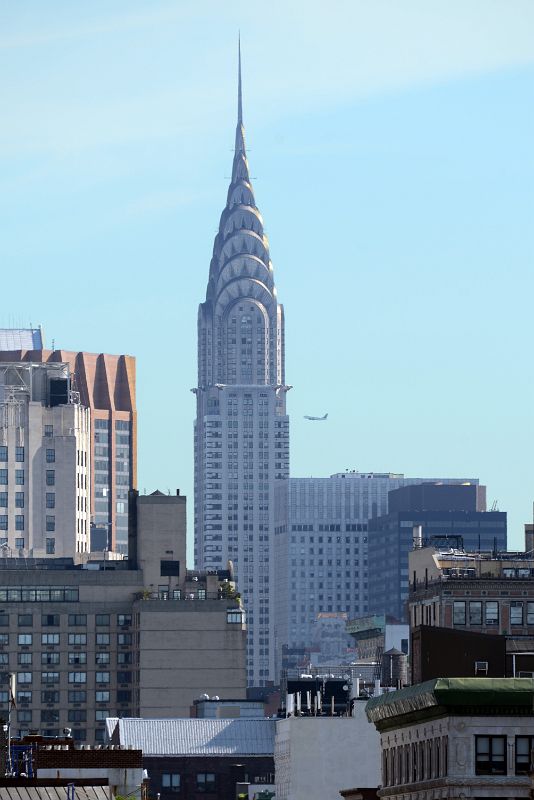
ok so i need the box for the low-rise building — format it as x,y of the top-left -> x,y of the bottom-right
106,717 -> 276,800
366,677 -> 534,800
409,544 -> 534,677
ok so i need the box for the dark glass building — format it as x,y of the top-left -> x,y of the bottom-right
368,484 -> 507,621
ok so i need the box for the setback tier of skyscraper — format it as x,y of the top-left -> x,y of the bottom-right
194,49 -> 290,686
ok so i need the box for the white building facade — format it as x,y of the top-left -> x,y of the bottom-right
0,361 -> 90,557
194,52 -> 290,686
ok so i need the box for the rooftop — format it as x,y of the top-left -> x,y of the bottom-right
366,677 -> 534,730
0,327 -> 43,351
106,717 -> 276,756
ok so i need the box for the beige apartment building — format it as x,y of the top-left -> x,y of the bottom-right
0,491 -> 247,743
0,360 -> 90,557
0,329 -> 137,554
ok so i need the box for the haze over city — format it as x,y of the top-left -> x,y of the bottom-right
2,0 -> 534,557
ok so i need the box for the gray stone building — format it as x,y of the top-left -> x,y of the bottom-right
0,490 -> 246,743
194,48 -> 289,686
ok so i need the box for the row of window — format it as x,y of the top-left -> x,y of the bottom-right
0,613 -> 127,627
15,671 -> 133,684
452,600 -> 534,627
7,633 -> 132,645
383,735 -> 533,786
159,773 -> 215,793
1,650 -> 132,664
13,708 -> 111,722
0,447 -> 25,462
10,688 -> 128,703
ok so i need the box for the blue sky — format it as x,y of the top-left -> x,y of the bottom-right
1,1 -> 533,556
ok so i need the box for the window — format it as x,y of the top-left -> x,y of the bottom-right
117,652 -> 132,665
15,447 -> 24,462
46,538 -> 55,555
485,602 -> 499,626
68,653 -> 87,665
68,672 -> 87,684
95,653 -> 110,665
41,633 -> 60,646
0,493 -> 6,508
0,471 -> 6,486
44,425 -> 53,438
475,735 -> 506,775
0,654 -> 8,665
15,470 -> 24,485
17,691 -> 31,704
96,633 -> 110,645
46,493 -> 55,509
17,710 -> 32,723
17,634 -> 32,645
68,709 -> 87,722
95,690 -> 110,702
453,601 -> 466,625
469,601 -> 482,625
0,516 -> 7,531
42,615 -> 59,627
41,672 -> 59,684
96,614 -> 110,626
18,614 -> 32,626
117,633 -> 132,646
15,537 -> 24,549
515,736 -> 534,773
46,449 -> 55,463
511,601 -> 524,626
68,690 -> 86,702
117,690 -> 131,703
95,709 -> 110,721
41,690 -> 59,703
117,671 -> 132,684
0,634 -> 8,645
95,671 -> 110,683
18,653 -> 31,665
46,470 -> 55,486
68,634 -> 86,645
117,614 -> 131,627
162,774 -> 181,791
68,614 -> 87,626
17,672 -> 32,684
196,773 -> 216,792
15,493 -> 24,509
0,447 -> 7,462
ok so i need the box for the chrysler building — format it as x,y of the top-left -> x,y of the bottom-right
194,47 -> 290,685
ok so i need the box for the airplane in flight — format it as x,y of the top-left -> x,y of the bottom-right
303,413 -> 328,421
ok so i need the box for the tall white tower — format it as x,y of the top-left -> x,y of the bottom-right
194,46 -> 290,686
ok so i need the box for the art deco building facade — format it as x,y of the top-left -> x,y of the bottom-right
0,332 -> 136,554
194,54 -> 290,686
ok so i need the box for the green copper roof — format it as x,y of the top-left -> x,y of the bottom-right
366,678 -> 534,727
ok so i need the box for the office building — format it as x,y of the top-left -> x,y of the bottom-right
194,51 -> 290,686
0,359 -> 90,557
0,490 -> 246,743
0,333 -> 137,554
275,473 -> 479,666
368,483 -> 506,621
409,541 -> 534,680
366,678 -> 534,800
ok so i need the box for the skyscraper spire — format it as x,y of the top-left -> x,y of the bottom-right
235,36 -> 245,155
238,34 -> 243,126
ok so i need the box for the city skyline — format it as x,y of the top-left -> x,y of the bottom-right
2,2 -> 534,556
